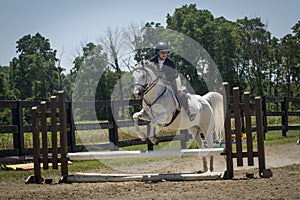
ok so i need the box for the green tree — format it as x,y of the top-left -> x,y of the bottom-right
280,33 -> 299,97
207,17 -> 246,91
71,43 -> 108,100
236,17 -> 272,95
9,33 -> 60,100
0,66 -> 6,100
289,21 -> 300,97
70,42 -> 114,121
166,4 -> 242,93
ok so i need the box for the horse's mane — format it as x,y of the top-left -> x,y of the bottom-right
139,60 -> 159,78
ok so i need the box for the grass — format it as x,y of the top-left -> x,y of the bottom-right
0,129 -> 299,183
264,130 -> 299,146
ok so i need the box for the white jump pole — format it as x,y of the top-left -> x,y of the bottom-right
66,171 -> 225,183
67,148 -> 224,160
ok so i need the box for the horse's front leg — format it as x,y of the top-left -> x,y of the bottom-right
148,113 -> 167,145
133,109 -> 150,142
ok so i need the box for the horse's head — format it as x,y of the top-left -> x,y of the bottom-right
132,61 -> 157,99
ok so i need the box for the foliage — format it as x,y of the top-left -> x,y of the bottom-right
165,4 -> 299,97
8,33 -> 61,101
0,4 -> 299,125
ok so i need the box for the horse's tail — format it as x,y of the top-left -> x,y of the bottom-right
202,92 -> 225,142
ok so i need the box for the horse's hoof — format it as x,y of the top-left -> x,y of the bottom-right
149,137 -> 159,145
196,170 -> 208,174
202,168 -> 208,173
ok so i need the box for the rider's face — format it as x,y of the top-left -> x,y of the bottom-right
158,50 -> 168,60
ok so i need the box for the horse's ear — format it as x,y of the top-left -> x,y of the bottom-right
144,60 -> 150,65
140,60 -> 145,68
130,63 -> 138,71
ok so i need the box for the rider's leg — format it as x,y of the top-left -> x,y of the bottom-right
172,78 -> 196,121
179,93 -> 196,121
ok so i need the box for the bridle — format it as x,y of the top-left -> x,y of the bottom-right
133,66 -> 166,106
132,67 -> 157,93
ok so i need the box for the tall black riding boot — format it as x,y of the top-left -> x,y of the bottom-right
180,94 -> 196,121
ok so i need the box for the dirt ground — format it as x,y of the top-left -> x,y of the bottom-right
1,143 -> 300,200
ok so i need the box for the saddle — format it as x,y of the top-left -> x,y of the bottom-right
165,86 -> 198,126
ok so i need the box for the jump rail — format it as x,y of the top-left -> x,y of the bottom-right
26,83 -> 272,184
66,172 -> 224,183
67,148 -> 224,160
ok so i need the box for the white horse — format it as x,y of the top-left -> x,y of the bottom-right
132,61 -> 224,172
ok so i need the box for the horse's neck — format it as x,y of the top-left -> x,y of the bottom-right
143,68 -> 170,106
146,67 -> 157,81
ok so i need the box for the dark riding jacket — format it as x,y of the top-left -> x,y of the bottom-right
149,55 -> 178,83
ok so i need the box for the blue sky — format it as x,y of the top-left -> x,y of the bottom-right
1,0 -> 299,72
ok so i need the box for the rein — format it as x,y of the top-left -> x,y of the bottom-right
134,68 -> 166,107
144,76 -> 159,95
143,85 -> 167,107
133,66 -> 163,105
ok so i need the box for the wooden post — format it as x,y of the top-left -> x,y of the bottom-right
244,92 -> 254,166
223,82 -> 233,179
26,107 -> 43,184
255,97 -> 272,178
58,91 -> 68,178
180,130 -> 188,149
233,87 -> 243,166
67,102 -> 76,152
262,96 -> 268,139
281,97 -> 288,137
108,102 -> 119,151
12,101 -> 24,156
51,96 -> 58,169
147,124 -> 154,151
41,101 -> 48,170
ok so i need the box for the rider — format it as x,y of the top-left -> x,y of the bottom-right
149,42 -> 196,121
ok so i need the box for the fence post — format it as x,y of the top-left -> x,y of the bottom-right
67,102 -> 76,152
262,96 -> 268,139
26,106 -> 43,184
281,97 -> 288,137
12,101 -> 24,156
40,101 -> 48,170
244,92 -> 254,166
255,97 -> 272,178
147,124 -> 154,151
223,82 -> 233,179
51,96 -> 58,169
108,102 -> 119,151
233,87 -> 243,167
180,130 -> 188,149
58,91 -> 68,178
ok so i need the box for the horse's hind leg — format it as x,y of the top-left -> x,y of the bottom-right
200,132 -> 214,172
204,122 -> 215,172
189,126 -> 208,172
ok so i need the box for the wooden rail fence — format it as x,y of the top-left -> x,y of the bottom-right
0,92 -> 299,158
